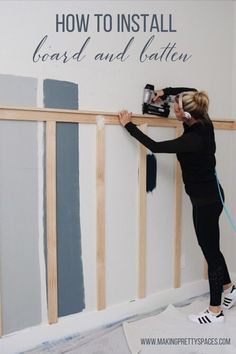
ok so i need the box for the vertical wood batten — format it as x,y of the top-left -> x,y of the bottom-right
138,124 -> 147,298
96,117 -> 106,310
46,121 -> 58,324
0,284 -> 2,336
173,125 -> 183,288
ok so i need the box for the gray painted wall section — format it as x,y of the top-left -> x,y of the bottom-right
43,79 -> 85,317
0,75 -> 42,334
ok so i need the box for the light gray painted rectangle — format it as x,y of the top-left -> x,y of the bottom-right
0,75 -> 42,334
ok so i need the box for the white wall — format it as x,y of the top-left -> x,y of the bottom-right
0,1 -> 234,116
233,1 -> 236,117
216,0 -> 236,272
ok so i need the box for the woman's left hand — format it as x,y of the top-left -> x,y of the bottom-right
118,110 -> 132,126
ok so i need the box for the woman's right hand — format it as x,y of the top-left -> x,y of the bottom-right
152,89 -> 165,103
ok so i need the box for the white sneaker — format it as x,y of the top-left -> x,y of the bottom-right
188,308 -> 224,324
222,285 -> 236,310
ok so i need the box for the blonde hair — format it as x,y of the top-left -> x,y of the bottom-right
182,91 -> 210,120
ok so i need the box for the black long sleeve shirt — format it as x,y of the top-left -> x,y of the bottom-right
125,87 -> 220,205
163,87 -> 197,96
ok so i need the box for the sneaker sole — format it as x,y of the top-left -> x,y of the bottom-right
188,315 -> 224,324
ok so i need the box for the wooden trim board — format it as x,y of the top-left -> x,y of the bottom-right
0,106 -> 235,129
46,121 -> 58,324
173,125 -> 183,288
96,117 -> 106,310
138,124 -> 147,298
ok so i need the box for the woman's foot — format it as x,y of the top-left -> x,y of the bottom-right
188,308 -> 224,324
222,285 -> 236,310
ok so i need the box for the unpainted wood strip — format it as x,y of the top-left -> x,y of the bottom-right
173,125 -> 183,288
138,124 -> 147,298
46,121 -> 58,324
0,280 -> 2,336
0,106 -> 235,129
0,107 -> 180,127
214,121 -> 236,130
96,116 -> 106,310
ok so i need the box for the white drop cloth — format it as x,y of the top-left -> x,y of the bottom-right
123,300 -> 236,354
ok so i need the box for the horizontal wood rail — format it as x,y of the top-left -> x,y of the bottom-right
0,105 -> 235,335
0,105 -> 235,129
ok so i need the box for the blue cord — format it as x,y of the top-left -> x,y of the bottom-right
215,170 -> 236,233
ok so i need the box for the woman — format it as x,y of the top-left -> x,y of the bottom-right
118,87 -> 236,324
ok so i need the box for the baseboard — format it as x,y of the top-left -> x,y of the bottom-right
1,275 -> 235,354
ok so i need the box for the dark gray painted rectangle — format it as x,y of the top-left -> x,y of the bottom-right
43,79 -> 85,316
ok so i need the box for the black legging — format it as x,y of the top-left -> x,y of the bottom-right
192,200 -> 231,306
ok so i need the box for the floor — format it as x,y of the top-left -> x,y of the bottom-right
21,292 -> 236,354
